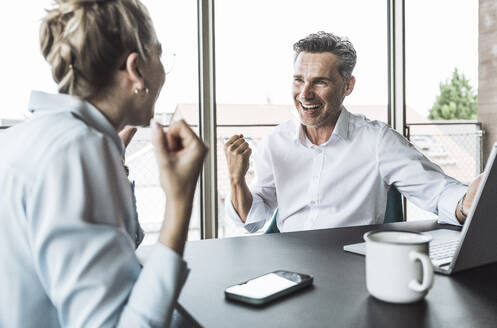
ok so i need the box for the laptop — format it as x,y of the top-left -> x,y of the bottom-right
344,142 -> 497,275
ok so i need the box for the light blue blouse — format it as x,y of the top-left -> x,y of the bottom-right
0,91 -> 189,327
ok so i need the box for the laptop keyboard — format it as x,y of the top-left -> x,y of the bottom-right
429,239 -> 459,267
342,229 -> 462,270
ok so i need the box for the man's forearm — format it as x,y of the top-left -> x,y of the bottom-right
230,179 -> 253,223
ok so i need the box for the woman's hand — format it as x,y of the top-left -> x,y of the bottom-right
151,119 -> 208,202
151,119 -> 208,255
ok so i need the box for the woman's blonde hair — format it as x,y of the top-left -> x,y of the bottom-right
40,0 -> 157,99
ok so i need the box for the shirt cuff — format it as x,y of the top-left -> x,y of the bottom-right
124,243 -> 189,326
224,193 -> 266,232
437,183 -> 467,226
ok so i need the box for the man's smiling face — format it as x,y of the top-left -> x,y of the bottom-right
292,51 -> 349,127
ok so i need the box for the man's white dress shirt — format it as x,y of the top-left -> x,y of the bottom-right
226,108 -> 467,233
0,91 -> 188,327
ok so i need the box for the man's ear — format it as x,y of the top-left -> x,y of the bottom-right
344,75 -> 355,96
124,52 -> 144,90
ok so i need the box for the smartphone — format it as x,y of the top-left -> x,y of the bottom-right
224,270 -> 313,306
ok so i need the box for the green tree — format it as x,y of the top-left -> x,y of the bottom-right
428,68 -> 477,120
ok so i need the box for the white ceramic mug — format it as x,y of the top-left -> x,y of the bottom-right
363,230 -> 434,304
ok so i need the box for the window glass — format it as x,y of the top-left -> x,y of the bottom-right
215,0 -> 388,237
405,0 -> 479,220
0,2 -> 56,120
131,0 -> 200,243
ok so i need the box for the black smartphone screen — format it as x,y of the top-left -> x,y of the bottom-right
225,270 -> 313,305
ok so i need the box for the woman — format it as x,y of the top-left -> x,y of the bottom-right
0,0 -> 207,327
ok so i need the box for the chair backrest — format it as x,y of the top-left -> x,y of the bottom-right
264,209 -> 280,234
383,185 -> 404,223
264,186 -> 404,234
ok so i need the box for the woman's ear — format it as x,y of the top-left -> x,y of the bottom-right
124,52 -> 144,90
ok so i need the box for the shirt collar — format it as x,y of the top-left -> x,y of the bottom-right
333,106 -> 350,140
292,106 -> 350,146
28,91 -> 124,155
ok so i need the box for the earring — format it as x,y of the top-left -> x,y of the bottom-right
134,87 -> 149,96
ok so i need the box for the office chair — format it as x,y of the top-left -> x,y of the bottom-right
264,209 -> 280,234
382,185 -> 404,223
264,185 -> 404,234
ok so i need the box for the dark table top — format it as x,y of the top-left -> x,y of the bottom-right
176,220 -> 497,328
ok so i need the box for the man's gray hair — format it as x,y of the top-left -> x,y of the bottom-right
293,31 -> 357,82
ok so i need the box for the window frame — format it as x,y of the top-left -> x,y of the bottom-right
197,0 -> 407,238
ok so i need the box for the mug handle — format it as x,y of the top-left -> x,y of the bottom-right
408,251 -> 434,293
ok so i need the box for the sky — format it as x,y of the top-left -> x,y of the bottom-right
0,0 -> 478,121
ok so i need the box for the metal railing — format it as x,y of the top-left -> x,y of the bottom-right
405,122 -> 484,220
129,121 -> 485,238
406,122 -> 483,184
125,124 -> 279,241
4,120 -> 483,237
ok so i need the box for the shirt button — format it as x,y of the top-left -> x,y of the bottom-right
316,148 -> 322,153
310,200 -> 315,205
313,176 -> 318,180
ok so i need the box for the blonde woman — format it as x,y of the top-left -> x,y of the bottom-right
0,0 -> 207,327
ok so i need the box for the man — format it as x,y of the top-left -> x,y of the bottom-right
224,31 -> 479,233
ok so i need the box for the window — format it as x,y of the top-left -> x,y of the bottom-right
405,0 -> 479,220
214,0 -> 388,237
1,1 -> 481,240
130,0 -> 201,243
0,2 -> 56,120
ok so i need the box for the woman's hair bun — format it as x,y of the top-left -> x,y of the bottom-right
40,0 -> 157,99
